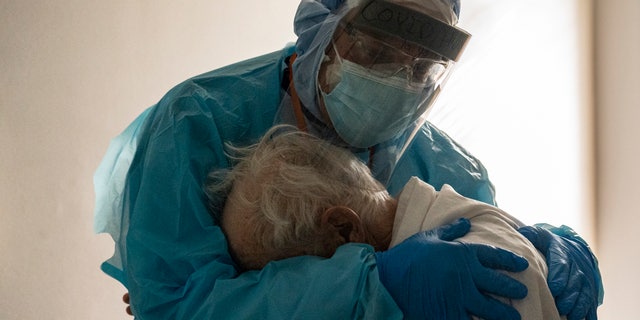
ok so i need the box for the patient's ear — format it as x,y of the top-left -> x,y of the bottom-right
320,206 -> 365,243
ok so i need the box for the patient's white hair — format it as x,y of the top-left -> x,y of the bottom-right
206,125 -> 392,270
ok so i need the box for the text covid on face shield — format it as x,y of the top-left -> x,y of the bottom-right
315,0 -> 470,148
352,0 -> 470,62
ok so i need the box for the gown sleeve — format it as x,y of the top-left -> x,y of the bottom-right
93,48 -> 403,319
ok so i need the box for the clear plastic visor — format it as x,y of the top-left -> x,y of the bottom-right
332,22 -> 453,86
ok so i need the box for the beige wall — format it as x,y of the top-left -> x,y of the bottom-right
430,0 -> 596,240
1,1 -> 298,319
594,0 -> 640,318
1,0 -> 636,319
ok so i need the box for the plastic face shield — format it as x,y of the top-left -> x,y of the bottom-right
351,0 -> 471,62
326,0 -> 471,90
332,21 -> 451,87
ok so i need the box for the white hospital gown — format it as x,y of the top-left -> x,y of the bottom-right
390,177 -> 564,320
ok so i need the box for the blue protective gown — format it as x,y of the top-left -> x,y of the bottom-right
94,44 -> 495,319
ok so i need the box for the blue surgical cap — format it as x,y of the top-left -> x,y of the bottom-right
292,0 -> 461,121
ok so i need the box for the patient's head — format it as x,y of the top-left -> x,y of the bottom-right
206,125 -> 396,271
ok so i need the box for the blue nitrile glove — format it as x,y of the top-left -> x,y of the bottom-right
518,224 -> 603,320
375,218 -> 529,320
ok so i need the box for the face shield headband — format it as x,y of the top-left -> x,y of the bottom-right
352,0 -> 471,62
292,0 -> 469,124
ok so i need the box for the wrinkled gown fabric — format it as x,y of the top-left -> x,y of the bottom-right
391,177 -> 564,320
93,45 -> 495,319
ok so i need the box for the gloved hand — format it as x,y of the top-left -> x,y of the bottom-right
375,218 -> 529,320
518,224 -> 604,320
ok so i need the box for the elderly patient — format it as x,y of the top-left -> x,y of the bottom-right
206,125 -> 563,320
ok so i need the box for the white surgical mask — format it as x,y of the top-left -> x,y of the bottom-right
321,59 -> 434,148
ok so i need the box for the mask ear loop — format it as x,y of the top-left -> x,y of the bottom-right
291,51 -> 378,170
